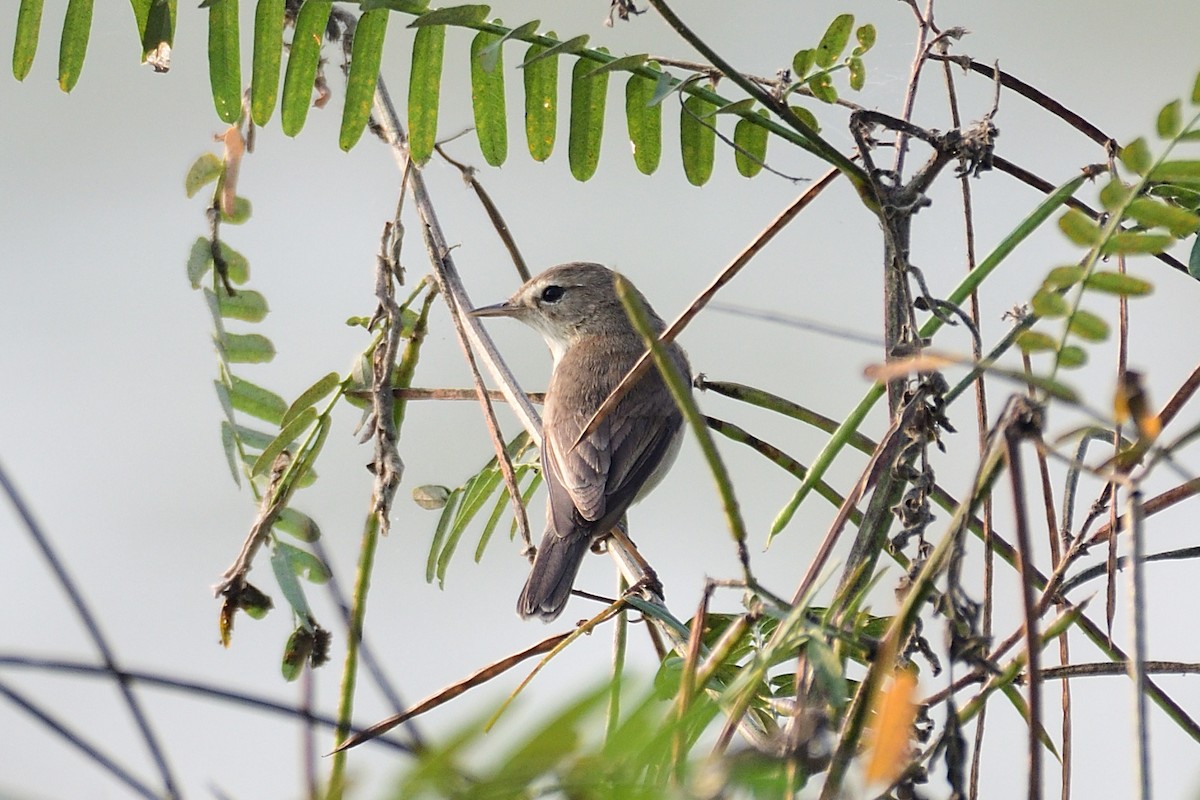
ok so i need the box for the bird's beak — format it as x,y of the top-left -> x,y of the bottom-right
470,300 -> 521,318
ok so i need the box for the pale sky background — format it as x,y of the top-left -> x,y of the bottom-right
3,1 -> 1200,798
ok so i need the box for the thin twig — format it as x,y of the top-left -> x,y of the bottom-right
0,460 -> 180,798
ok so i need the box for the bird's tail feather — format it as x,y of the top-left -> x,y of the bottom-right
517,531 -> 592,621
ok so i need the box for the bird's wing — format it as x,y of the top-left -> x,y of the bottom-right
542,348 -> 683,538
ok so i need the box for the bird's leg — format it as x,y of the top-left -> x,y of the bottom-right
606,517 -> 664,599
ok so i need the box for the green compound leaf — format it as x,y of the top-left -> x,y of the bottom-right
470,28 -> 508,166
523,38 -> 557,162
250,0 -> 284,125
625,69 -> 661,175
568,50 -> 609,182
734,109 -> 769,178
340,7 -> 389,151
408,23 -> 446,164
206,0 -> 240,121
280,0 -> 331,137
815,14 -> 853,69
680,94 -> 716,186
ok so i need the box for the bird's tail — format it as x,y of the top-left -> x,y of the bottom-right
517,530 -> 592,621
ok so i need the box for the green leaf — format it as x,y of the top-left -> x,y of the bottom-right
1126,197 -> 1200,237
136,0 -> 175,71
1193,70 -> 1200,104
13,0 -> 45,80
1068,310 -> 1109,342
1100,232 -> 1173,255
625,69 -> 661,175
280,627 -> 312,681
218,241 -> 250,284
1058,208 -> 1100,245
282,371 -> 341,427
1083,271 -> 1153,296
788,105 -> 820,134
408,24 -> 446,164
1120,138 -> 1152,176
220,196 -> 252,224
523,38 -> 558,162
232,424 -> 276,451
568,50 -> 609,182
426,490 -> 461,582
220,420 -> 242,485
1190,236 -> 1200,280
734,109 -> 769,178
224,332 -> 276,364
847,56 -> 865,91
252,407 -> 317,477
853,23 -> 876,55
340,7 -> 389,151
807,72 -> 837,104
409,4 -> 489,27
470,29 -> 507,166
582,52 -> 647,79
277,541 -> 330,583
1042,265 -> 1086,289
1016,330 -> 1056,353
681,94 -> 716,187
1058,345 -> 1087,368
185,153 -> 223,198
362,0 -> 428,10
477,19 -> 537,72
437,468 -> 504,584
1098,178 -> 1132,211
1156,100 -> 1182,139
713,98 -> 756,116
1150,160 -> 1200,182
213,287 -> 269,322
187,238 -> 213,289
280,0 -> 331,137
1031,289 -> 1068,318
275,507 -> 321,542
250,0 -> 284,125
206,0 -> 240,121
58,0 -> 93,92
270,543 -> 315,624
230,375 -> 287,424
791,48 -> 814,78
815,14 -> 853,69
519,34 -> 588,68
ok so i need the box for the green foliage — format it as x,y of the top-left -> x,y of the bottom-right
250,0 -> 284,125
280,0 -> 331,136
569,48 -> 609,181
408,23 -> 446,163
206,0 -> 240,122
340,7 -> 390,150
57,0 -> 92,92
469,28 -> 507,165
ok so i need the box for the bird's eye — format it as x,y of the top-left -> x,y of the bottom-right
540,285 -> 565,303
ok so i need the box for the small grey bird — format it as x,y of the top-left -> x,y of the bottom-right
472,262 -> 690,621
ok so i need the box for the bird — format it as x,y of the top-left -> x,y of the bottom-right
471,262 -> 690,621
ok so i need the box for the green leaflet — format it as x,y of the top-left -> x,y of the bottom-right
280,0 -> 331,136
680,95 -> 716,186
58,0 -> 93,92
734,108 -> 769,178
13,0 -> 44,80
523,38 -> 557,162
408,24 -> 446,164
625,69 -> 661,175
568,50 -> 608,182
340,7 -> 388,150
250,0 -> 284,125
206,0 -> 240,121
470,29 -> 507,166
